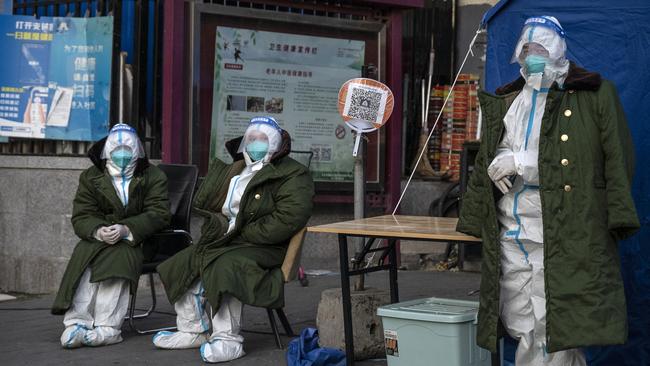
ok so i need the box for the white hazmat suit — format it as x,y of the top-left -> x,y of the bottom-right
153,117 -> 283,363
487,16 -> 586,366
61,123 -> 145,348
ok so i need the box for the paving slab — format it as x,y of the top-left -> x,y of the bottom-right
0,270 -> 480,366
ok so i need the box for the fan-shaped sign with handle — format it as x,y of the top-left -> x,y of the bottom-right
337,78 -> 394,156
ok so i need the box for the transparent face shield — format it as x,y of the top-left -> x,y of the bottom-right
510,16 -> 570,89
515,42 -> 550,64
100,125 -> 145,161
510,16 -> 567,67
237,122 -> 282,163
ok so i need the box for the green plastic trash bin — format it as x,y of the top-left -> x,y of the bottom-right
377,297 -> 490,366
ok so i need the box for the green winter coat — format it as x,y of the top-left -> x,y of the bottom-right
157,130 -> 314,312
457,63 -> 640,353
51,139 -> 171,315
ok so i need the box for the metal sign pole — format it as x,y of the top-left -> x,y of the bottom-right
353,132 -> 366,291
353,132 -> 366,243
352,65 -> 374,290
337,69 -> 391,292
119,51 -> 126,124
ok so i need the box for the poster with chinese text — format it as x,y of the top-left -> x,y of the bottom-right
0,14 -> 112,141
211,27 -> 364,182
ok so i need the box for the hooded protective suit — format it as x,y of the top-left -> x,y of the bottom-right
153,117 -> 314,363
485,17 -> 586,365
52,123 -> 170,348
456,15 -> 643,364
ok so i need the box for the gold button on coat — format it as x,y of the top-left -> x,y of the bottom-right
561,159 -> 569,166
564,185 -> 572,192
254,194 -> 261,200
564,109 -> 572,117
561,134 -> 569,142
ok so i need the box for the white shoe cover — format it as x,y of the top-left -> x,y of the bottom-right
200,339 -> 245,363
82,326 -> 123,347
61,324 -> 90,349
153,330 -> 209,349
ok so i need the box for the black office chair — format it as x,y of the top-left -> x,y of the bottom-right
253,150 -> 313,347
126,163 -> 199,334
289,150 -> 314,169
428,141 -> 480,270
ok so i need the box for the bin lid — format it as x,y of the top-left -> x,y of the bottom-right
377,297 -> 478,323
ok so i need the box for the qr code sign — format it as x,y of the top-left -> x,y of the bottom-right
310,144 -> 332,162
343,83 -> 388,125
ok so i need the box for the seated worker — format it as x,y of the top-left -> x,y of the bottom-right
153,116 -> 314,363
51,123 -> 171,348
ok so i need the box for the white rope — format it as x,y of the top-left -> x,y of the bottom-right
391,27 -> 486,216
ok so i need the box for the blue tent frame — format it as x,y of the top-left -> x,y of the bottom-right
481,1 -> 650,365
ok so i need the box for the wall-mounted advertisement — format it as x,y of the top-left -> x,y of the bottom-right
0,14 -> 112,141
210,26 -> 365,182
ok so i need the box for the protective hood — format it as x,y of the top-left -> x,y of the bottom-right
237,117 -> 283,169
100,124 -> 144,176
87,137 -> 150,176
98,124 -> 145,206
511,16 -> 569,88
101,124 -> 145,162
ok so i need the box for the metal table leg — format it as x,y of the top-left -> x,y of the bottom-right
338,234 -> 355,366
492,352 -> 500,366
388,239 -> 399,303
459,242 -> 466,270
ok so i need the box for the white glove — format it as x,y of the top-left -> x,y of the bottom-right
494,177 -> 513,194
487,153 -> 516,182
95,224 -> 130,245
95,226 -> 113,243
105,224 -> 130,244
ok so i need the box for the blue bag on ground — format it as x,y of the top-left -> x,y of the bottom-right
286,327 -> 346,366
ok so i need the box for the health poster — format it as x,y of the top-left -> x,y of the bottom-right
211,27 -> 365,182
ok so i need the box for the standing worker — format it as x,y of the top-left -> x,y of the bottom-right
51,123 -> 171,347
457,16 -> 639,365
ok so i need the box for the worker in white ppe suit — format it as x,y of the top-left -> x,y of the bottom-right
59,123 -> 151,348
487,16 -> 586,365
153,117 -> 284,363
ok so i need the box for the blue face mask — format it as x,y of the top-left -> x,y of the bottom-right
246,140 -> 269,162
524,55 -> 547,75
110,148 -> 133,169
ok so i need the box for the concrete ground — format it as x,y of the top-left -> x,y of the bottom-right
0,270 -> 480,366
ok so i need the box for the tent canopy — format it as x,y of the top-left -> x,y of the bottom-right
482,1 -> 650,365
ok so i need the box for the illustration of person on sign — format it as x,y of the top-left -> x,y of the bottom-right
234,48 -> 243,63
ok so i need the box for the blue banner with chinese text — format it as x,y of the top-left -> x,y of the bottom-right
0,14 -> 112,141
